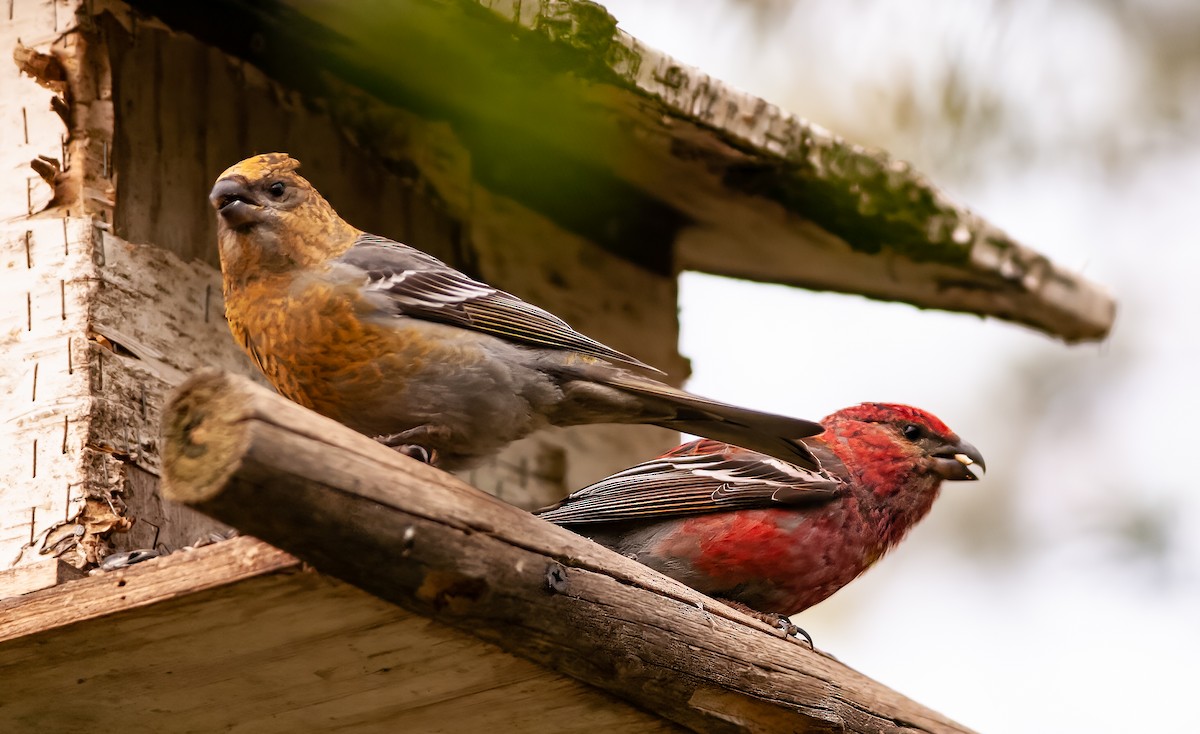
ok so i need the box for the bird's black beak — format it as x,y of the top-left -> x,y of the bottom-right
210,177 -> 264,229
932,440 -> 985,481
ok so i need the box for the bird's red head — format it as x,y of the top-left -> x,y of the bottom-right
822,402 -> 985,484
830,402 -> 954,437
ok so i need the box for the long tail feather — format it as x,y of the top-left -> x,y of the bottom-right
593,370 -> 825,470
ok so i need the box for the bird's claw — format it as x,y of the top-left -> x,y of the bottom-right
768,615 -> 813,648
718,598 -> 814,648
399,445 -> 436,464
374,435 -> 437,465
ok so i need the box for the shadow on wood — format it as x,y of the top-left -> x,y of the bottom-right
159,370 -> 975,734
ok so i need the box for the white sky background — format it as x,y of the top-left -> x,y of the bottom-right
600,1 -> 1200,731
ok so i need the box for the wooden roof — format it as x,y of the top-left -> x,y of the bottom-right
123,0 -> 1114,342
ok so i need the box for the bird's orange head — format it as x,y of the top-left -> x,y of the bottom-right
209,153 -> 359,280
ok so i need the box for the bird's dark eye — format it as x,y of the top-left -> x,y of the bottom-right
902,424 -> 923,441
267,181 -> 286,198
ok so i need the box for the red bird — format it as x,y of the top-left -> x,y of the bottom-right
537,403 -> 983,628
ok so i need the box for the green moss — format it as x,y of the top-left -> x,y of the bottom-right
722,138 -> 973,266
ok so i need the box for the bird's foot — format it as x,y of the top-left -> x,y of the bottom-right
374,426 -> 453,465
374,435 -> 438,465
763,614 -> 813,648
717,598 -> 814,648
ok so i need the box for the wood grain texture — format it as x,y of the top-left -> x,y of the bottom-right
0,558 -> 85,599
0,223 -> 251,569
0,536 -> 680,733
0,0 -> 110,572
0,535 -> 296,643
159,372 -> 976,734
0,220 -> 95,570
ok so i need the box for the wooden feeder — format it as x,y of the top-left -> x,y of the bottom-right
0,1 -> 1113,731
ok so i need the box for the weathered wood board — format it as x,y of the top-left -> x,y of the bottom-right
0,537 -> 682,733
1,0 -> 116,570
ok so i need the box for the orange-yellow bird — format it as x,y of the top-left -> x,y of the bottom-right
209,153 -> 824,470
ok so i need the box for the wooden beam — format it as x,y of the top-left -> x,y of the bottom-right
161,371 -> 976,734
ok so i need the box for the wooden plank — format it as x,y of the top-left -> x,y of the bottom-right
0,536 -> 680,733
159,372 -> 976,734
0,558 -> 86,599
0,536 -> 296,643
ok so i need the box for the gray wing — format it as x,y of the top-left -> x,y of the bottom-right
338,234 -> 658,371
537,441 -> 844,525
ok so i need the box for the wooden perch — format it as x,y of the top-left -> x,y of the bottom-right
162,371 -> 975,734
